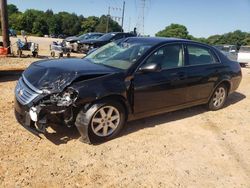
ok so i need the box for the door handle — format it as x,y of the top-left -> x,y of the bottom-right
170,72 -> 186,81
178,72 -> 186,79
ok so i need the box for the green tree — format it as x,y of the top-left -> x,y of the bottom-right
81,16 -> 99,33
57,12 -> 81,36
7,4 -> 19,15
155,24 -> 189,39
32,17 -> 48,36
95,15 -> 122,33
9,13 -> 25,31
206,35 -> 222,45
22,9 -> 45,33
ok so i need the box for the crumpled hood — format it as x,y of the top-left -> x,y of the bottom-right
23,58 -> 117,93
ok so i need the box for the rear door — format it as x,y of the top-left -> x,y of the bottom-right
184,44 -> 223,103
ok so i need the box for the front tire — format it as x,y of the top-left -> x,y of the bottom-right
208,84 -> 228,111
75,100 -> 126,144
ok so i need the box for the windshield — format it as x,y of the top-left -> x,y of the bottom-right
78,34 -> 88,40
239,46 -> 250,52
85,40 -> 153,70
98,33 -> 116,41
88,34 -> 102,40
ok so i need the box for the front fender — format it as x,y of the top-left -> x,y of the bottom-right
71,73 -> 129,107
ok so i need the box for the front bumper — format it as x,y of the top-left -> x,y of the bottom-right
15,94 -> 78,133
14,96 -> 47,133
14,96 -> 32,126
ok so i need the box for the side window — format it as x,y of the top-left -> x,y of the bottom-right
145,44 -> 184,69
187,45 -> 216,65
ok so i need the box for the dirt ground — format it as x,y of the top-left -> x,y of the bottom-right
0,36 -> 250,187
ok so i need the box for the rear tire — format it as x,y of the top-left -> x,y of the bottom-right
32,52 -> 38,58
51,51 -> 55,57
17,49 -> 22,57
208,84 -> 228,111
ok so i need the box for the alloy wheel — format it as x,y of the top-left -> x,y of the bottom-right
91,106 -> 120,137
212,87 -> 226,108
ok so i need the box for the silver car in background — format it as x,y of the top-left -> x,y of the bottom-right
214,45 -> 238,61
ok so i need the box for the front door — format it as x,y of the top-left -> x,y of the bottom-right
133,44 -> 188,114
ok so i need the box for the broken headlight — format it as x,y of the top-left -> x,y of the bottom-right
50,88 -> 78,107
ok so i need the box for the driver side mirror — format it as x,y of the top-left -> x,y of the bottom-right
138,62 -> 161,73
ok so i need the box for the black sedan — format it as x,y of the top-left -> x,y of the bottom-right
77,32 -> 135,53
63,32 -> 103,52
14,37 -> 242,143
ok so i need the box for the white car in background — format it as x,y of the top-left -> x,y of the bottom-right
237,46 -> 250,67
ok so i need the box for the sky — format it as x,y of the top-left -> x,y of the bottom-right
7,0 -> 250,37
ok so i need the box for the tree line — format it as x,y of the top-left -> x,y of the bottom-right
156,24 -> 250,47
6,4 -> 122,36
5,4 -> 250,46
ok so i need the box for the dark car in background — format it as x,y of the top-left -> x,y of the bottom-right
63,32 -> 103,52
9,29 -> 17,37
77,32 -> 136,53
14,37 -> 242,144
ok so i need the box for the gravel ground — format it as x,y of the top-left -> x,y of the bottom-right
0,37 -> 250,187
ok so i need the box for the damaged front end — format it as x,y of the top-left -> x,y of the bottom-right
31,88 -> 79,132
15,75 -> 79,133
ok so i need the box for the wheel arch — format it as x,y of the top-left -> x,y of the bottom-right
208,79 -> 232,102
96,94 -> 131,120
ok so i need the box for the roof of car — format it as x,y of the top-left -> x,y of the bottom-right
106,32 -> 134,35
125,37 -> 191,44
87,32 -> 103,35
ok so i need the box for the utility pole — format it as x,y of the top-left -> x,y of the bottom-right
121,1 -> 125,32
136,0 -> 146,36
106,6 -> 110,33
106,2 -> 125,33
141,0 -> 145,35
1,0 -> 10,54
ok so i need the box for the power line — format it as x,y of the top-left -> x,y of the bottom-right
106,1 -> 126,32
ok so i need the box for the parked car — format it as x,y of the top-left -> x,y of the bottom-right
214,45 -> 238,61
237,46 -> 250,67
63,33 -> 103,52
14,37 -> 242,143
9,29 -> 17,37
58,34 -> 67,39
49,34 -> 58,38
77,32 -> 136,54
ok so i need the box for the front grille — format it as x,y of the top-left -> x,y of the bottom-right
15,76 -> 42,105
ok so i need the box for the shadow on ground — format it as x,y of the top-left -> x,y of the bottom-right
121,92 -> 246,137
0,70 -> 23,82
44,124 -> 80,145
41,92 -> 246,145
